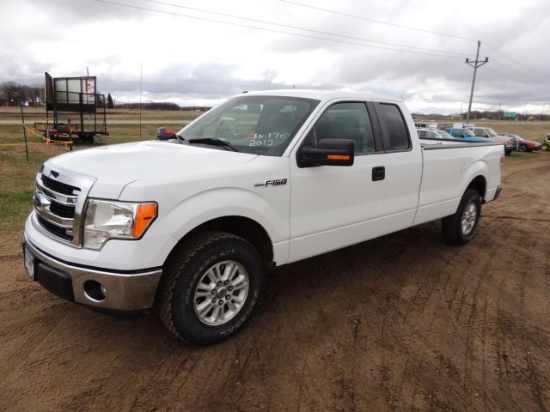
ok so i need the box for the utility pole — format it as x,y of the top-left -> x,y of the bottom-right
465,40 -> 488,124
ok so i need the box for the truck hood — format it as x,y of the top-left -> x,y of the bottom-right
45,141 -> 258,198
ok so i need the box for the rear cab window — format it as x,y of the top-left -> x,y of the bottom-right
375,103 -> 411,152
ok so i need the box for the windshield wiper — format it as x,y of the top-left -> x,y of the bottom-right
188,138 -> 239,152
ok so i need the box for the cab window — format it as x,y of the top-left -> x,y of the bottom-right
305,102 -> 375,155
377,103 -> 411,151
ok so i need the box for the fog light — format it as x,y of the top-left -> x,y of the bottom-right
84,280 -> 107,301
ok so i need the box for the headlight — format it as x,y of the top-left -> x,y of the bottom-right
83,199 -> 157,250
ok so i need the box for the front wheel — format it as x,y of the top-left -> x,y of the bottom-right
441,189 -> 481,245
156,231 -> 265,346
518,144 -> 527,152
542,143 -> 550,151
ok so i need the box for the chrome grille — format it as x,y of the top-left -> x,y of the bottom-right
32,165 -> 95,247
41,174 -> 79,196
37,216 -> 73,241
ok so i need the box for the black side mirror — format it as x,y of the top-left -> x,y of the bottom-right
298,138 -> 354,168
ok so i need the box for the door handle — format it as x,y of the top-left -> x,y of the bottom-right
372,166 -> 385,181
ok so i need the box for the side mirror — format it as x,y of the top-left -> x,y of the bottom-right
298,138 -> 354,168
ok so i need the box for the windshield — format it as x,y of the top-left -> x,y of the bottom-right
178,95 -> 319,156
486,128 -> 498,137
438,131 -> 454,139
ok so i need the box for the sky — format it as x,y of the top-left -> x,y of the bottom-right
1,0 -> 550,115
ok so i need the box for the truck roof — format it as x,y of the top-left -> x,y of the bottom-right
240,89 -> 403,103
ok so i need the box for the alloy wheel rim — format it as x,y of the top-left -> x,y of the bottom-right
461,201 -> 477,235
193,260 -> 250,326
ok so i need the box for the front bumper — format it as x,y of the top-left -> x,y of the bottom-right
23,235 -> 162,311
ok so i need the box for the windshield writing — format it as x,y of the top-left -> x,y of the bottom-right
179,95 -> 318,156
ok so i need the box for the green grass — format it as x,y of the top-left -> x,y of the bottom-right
0,191 -> 33,231
0,147 -> 55,232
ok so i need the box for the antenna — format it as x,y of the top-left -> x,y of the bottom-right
139,62 -> 143,141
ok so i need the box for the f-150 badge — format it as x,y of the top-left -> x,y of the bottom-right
254,178 -> 288,187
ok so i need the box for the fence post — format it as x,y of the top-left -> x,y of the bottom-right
20,102 -> 30,161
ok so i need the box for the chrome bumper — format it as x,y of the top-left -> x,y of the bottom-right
23,236 -> 162,311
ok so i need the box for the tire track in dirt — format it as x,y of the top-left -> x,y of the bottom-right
491,215 -> 550,412
0,251 -> 22,263
0,261 -> 74,392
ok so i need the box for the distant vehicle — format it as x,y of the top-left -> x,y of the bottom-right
501,133 -> 542,152
414,121 -> 439,129
466,127 -> 516,155
417,128 -> 454,140
157,127 -> 177,140
445,128 -> 487,142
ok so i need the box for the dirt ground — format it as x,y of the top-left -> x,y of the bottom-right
1,153 -> 550,412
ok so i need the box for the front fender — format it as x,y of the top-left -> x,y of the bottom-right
146,186 -> 291,265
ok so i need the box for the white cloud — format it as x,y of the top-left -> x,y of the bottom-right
1,0 -> 550,113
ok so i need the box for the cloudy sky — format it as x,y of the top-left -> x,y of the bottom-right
1,0 -> 550,114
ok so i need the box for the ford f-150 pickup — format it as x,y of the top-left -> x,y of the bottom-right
22,90 -> 503,346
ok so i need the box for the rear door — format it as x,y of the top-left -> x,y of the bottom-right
372,102 -> 423,234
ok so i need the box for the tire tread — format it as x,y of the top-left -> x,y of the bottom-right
155,231 -> 240,345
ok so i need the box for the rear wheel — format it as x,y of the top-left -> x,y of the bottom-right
156,231 -> 265,346
442,189 -> 481,245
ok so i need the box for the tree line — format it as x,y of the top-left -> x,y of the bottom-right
462,110 -> 549,121
0,81 -> 192,111
0,81 -> 44,105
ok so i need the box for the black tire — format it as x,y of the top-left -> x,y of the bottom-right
542,143 -> 550,151
518,144 -> 527,152
156,231 -> 265,346
441,189 -> 481,246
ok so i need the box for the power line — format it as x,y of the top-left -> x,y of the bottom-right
490,58 -> 549,87
142,0 -> 469,57
91,0 -> 550,106
92,0 -> 468,59
277,0 -> 478,42
277,1 -> 550,92
483,64 -> 550,96
483,42 -> 550,84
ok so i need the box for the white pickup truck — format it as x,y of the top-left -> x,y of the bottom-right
23,90 -> 503,346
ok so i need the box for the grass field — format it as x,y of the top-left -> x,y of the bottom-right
1,106 -> 549,237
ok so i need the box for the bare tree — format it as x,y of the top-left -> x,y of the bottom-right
29,84 -> 45,105
0,81 -> 21,105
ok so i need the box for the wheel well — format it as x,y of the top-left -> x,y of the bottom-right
467,176 -> 487,202
181,216 -> 273,265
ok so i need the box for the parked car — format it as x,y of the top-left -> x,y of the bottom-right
445,128 -> 487,142
501,133 -> 542,152
417,128 -> 455,140
416,128 -> 480,143
156,127 -> 177,140
467,127 -> 516,155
